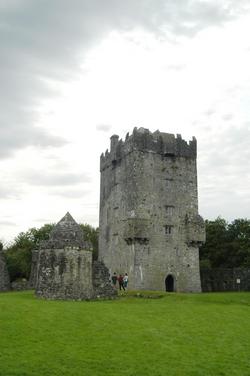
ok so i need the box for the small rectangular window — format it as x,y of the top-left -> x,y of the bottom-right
114,206 -> 119,217
165,225 -> 173,235
165,205 -> 174,216
164,152 -> 175,157
165,178 -> 173,188
113,234 -> 119,245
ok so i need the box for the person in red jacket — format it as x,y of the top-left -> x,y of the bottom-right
118,274 -> 125,291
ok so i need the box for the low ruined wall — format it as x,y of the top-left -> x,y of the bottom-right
36,248 -> 94,300
0,251 -> 10,291
201,268 -> 250,292
29,249 -> 39,289
35,248 -> 117,300
93,261 -> 117,298
11,279 -> 30,291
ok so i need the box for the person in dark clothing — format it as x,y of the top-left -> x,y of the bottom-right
118,274 -> 125,291
111,272 -> 118,288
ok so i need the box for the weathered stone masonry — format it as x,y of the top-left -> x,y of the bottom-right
35,212 -> 116,300
0,246 -> 10,292
99,127 -> 205,292
201,268 -> 250,292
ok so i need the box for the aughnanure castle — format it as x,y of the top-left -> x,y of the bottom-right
99,127 -> 205,292
29,126 -> 205,299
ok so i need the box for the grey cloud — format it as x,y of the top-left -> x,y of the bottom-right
226,85 -> 243,97
224,123 -> 250,144
198,122 -> 250,220
0,220 -> 17,227
1,0 -> 249,157
166,1 -> 249,37
0,185 -> 21,199
22,170 -> 91,186
33,218 -> 53,224
96,123 -> 112,132
0,122 -> 67,158
50,188 -> 91,198
222,113 -> 234,121
166,64 -> 186,71
203,108 -> 216,117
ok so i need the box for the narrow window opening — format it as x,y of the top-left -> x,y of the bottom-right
165,205 -> 174,216
114,207 -> 119,217
165,178 -> 173,188
165,225 -> 173,235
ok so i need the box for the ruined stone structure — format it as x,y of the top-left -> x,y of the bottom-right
29,249 -> 39,289
35,212 -> 116,300
201,268 -> 250,292
99,127 -> 205,292
0,245 -> 10,292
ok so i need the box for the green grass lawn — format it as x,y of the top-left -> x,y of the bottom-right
0,291 -> 250,376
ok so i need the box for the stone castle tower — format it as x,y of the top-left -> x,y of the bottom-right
99,127 -> 205,292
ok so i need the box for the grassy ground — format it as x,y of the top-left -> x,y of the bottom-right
0,291 -> 250,376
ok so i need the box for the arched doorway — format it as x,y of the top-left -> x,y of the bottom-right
165,274 -> 174,292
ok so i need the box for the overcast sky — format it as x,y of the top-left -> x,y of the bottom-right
1,0 -> 250,243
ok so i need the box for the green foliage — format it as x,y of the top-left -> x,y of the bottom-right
5,233 -> 34,281
5,224 -> 55,282
4,223 -> 99,282
26,224 -> 55,248
200,217 -> 250,268
80,223 -> 99,260
1,291 -> 250,375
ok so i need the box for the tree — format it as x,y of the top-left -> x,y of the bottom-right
5,232 -> 34,281
4,222 -> 99,282
199,217 -> 228,268
200,217 -> 250,268
5,224 -> 55,282
80,224 -> 99,260
26,224 -> 55,248
227,219 -> 250,267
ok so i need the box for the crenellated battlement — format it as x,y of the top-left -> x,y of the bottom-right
99,127 -> 204,292
100,127 -> 196,171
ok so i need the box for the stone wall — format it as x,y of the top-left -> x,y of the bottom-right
93,260 -> 117,298
201,268 -> 250,292
36,248 -> 94,300
11,279 -> 29,291
0,249 -> 10,291
29,249 -> 39,288
35,212 -> 117,300
99,128 -> 205,292
36,248 -> 117,300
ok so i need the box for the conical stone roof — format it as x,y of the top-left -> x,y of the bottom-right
41,212 -> 88,249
